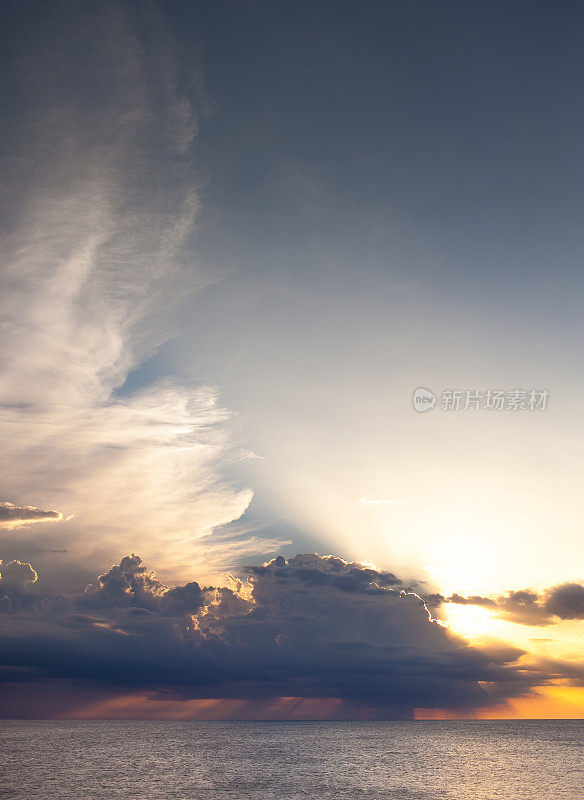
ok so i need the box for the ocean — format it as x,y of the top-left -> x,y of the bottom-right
0,719 -> 582,799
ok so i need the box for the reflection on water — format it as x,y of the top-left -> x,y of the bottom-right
1,719 -> 582,800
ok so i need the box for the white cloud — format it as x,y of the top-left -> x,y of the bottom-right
0,2 -> 284,582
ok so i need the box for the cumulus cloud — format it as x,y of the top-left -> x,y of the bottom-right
0,502 -> 63,530
439,582 -> 584,626
82,554 -> 206,616
0,2 -> 286,579
0,552 -> 553,718
0,560 -> 38,590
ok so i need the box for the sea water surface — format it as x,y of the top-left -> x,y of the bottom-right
0,719 -> 582,799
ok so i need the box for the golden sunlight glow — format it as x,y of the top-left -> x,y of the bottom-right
442,603 -> 500,641
416,686 -> 584,720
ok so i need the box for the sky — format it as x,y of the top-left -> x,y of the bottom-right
1,0 -> 584,719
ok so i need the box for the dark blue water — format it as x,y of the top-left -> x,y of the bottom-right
0,720 -> 582,799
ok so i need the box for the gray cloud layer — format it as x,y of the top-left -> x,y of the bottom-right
0,502 -> 63,530
0,552 -> 552,717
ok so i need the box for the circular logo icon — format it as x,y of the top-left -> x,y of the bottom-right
413,387 -> 436,413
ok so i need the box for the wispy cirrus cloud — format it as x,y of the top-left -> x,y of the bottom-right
0,1 -> 284,582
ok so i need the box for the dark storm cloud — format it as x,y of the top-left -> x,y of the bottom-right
0,502 -> 62,529
436,582 -> 584,626
246,553 -> 403,594
0,553 -> 553,717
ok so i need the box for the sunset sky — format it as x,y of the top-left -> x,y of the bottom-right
2,0 -> 584,719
